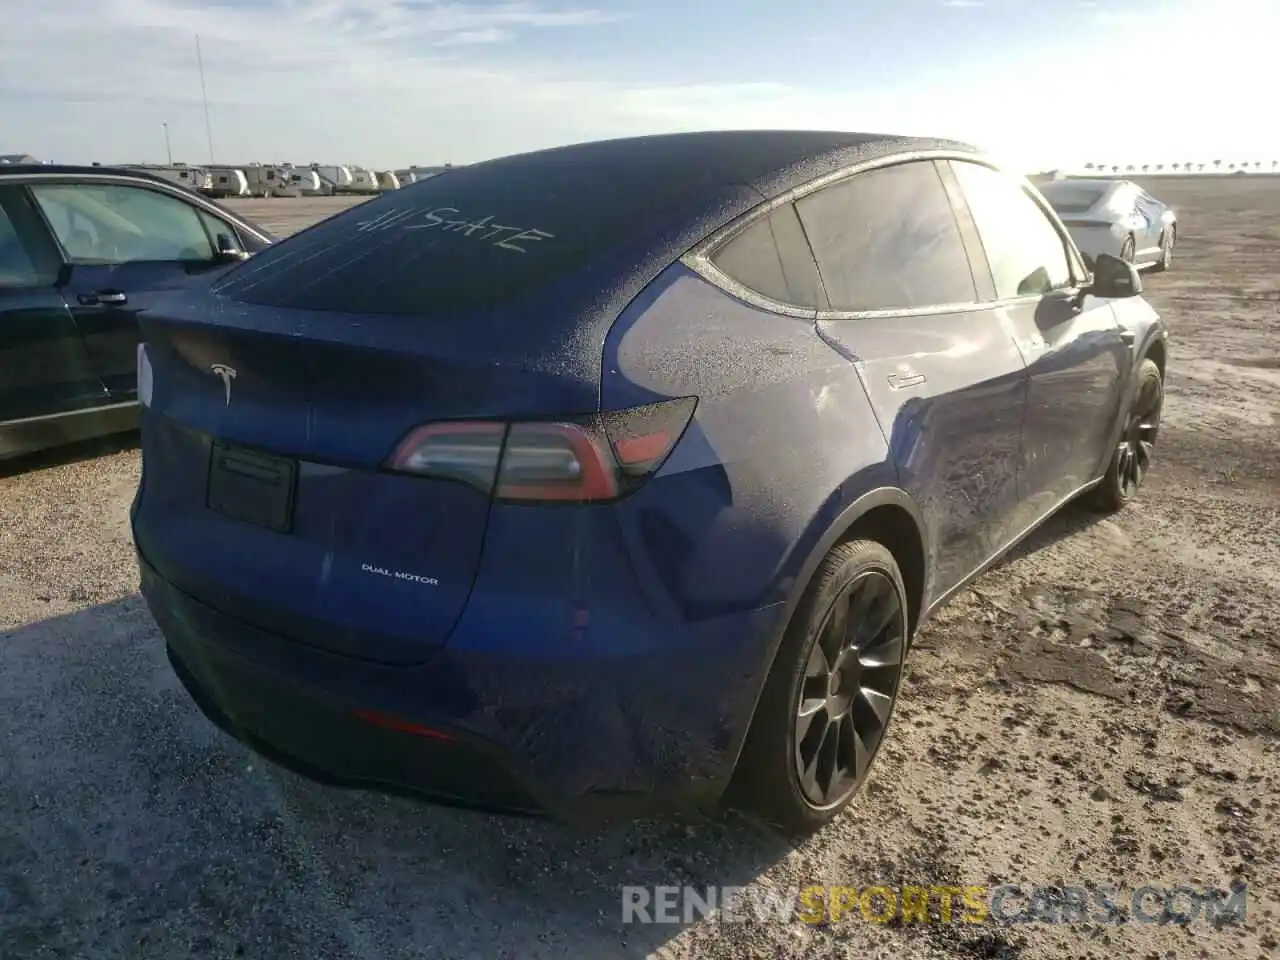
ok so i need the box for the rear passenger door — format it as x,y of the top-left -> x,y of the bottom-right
944,160 -> 1128,521
798,159 -> 1030,602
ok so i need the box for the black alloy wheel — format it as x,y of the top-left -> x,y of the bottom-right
730,539 -> 909,834
793,567 -> 906,808
1090,357 -> 1163,512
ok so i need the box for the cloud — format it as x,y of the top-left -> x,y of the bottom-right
431,28 -> 517,45
941,0 -> 985,8
0,0 -> 872,166
4,0 -> 1276,171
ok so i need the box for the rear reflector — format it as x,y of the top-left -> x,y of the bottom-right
384,396 -> 697,503
137,343 -> 153,408
351,708 -> 457,742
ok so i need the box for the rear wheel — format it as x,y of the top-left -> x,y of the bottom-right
730,540 -> 909,834
1089,357 -> 1163,513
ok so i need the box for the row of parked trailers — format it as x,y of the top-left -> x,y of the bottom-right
119,162 -> 452,198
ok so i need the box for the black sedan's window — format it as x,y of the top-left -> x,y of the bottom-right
30,183 -> 218,264
0,201 -> 40,287
710,204 -> 823,309
795,160 -> 976,312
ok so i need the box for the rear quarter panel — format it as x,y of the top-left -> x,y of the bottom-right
601,265 -> 897,626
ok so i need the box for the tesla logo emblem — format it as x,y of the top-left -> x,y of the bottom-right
210,363 -> 237,406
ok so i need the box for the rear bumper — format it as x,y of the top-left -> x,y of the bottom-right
138,548 -> 785,824
1064,225 -> 1123,261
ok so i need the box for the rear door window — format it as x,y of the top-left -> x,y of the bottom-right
948,161 -> 1074,300
710,203 -> 824,309
0,198 -> 41,288
794,160 -> 976,312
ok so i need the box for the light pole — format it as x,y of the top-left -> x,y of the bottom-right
162,122 -> 173,165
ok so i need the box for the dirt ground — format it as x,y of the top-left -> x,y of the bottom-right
0,181 -> 1276,960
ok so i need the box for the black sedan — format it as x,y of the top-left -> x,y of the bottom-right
0,165 -> 274,459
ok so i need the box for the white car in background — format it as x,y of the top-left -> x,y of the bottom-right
1039,178 -> 1177,272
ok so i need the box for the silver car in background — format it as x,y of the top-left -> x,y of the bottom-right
1039,178 -> 1177,272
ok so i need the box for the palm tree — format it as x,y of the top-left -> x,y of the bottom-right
1197,163 -> 1205,172
1126,164 -> 1135,172
1272,160 -> 1278,171
1084,162 -> 1094,171
1112,165 -> 1120,173
1213,159 -> 1222,171
1171,163 -> 1180,172
1255,161 -> 1263,170
1155,164 -> 1164,172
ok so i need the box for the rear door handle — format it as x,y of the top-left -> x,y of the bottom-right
78,290 -> 128,306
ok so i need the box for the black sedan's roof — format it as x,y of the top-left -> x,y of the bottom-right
0,163 -> 175,183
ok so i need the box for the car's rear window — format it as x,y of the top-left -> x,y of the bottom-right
214,161 -> 720,316
1041,183 -> 1108,214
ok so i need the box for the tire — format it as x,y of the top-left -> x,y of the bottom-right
1120,234 -> 1136,263
729,539 -> 910,835
1089,357 -> 1163,513
1153,226 -> 1175,273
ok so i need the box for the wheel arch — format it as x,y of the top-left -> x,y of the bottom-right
1144,334 -> 1167,379
722,485 -> 930,791
779,486 -> 929,648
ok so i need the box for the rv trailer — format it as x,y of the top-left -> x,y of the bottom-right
341,166 -> 380,195
201,166 -> 250,198
284,167 -> 322,194
121,163 -> 209,193
239,163 -> 293,198
307,164 -> 355,195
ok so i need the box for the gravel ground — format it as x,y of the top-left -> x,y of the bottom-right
1,181 -> 1276,960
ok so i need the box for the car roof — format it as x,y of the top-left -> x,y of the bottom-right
440,128 -> 981,200
205,130 -> 989,388
219,128 -> 986,312
0,163 -> 178,185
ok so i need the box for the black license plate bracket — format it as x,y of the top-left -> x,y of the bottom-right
206,441 -> 298,533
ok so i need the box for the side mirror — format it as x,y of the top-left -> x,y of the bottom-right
214,232 -> 250,263
1089,252 -> 1142,298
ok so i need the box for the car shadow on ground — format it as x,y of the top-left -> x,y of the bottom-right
994,498 -> 1110,572
0,431 -> 139,479
1,595 -> 796,958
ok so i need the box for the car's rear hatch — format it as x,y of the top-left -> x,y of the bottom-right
134,294 -> 599,666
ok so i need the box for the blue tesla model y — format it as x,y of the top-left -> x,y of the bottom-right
132,131 -> 1168,833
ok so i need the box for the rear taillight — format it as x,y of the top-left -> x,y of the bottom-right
384,397 -> 696,503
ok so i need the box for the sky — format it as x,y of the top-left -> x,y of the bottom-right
1,0 -> 1277,171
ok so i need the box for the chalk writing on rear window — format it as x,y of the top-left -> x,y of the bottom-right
354,205 -> 555,253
